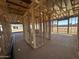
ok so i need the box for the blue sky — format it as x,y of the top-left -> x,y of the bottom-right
69,17 -> 78,24
53,17 -> 78,25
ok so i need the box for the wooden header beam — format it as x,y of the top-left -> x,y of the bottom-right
6,0 -> 28,9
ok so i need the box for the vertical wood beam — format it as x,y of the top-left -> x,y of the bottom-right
42,12 -> 44,40
77,11 -> 79,53
67,17 -> 69,34
52,20 -> 53,33
31,8 -> 37,48
48,15 -> 51,40
57,20 -> 58,33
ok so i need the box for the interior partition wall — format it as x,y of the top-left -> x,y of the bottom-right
23,11 -> 51,48
0,15 -> 11,57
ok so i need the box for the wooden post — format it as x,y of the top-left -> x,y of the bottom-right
46,21 -> 48,32
52,20 -> 53,33
77,13 -> 79,53
48,15 -> 51,40
42,12 -> 45,42
57,20 -> 58,33
32,23 -> 37,48
67,17 -> 69,34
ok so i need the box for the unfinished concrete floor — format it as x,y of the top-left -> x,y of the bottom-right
12,32 -> 78,59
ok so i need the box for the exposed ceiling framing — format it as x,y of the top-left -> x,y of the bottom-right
6,0 -> 32,15
22,0 -> 79,23
1,0 -> 79,23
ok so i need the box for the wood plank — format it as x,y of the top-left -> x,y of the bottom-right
6,0 -> 28,9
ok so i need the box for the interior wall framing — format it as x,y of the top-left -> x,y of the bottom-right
0,13 -> 12,58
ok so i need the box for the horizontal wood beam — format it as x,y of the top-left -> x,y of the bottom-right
8,7 -> 25,15
6,0 -> 28,9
